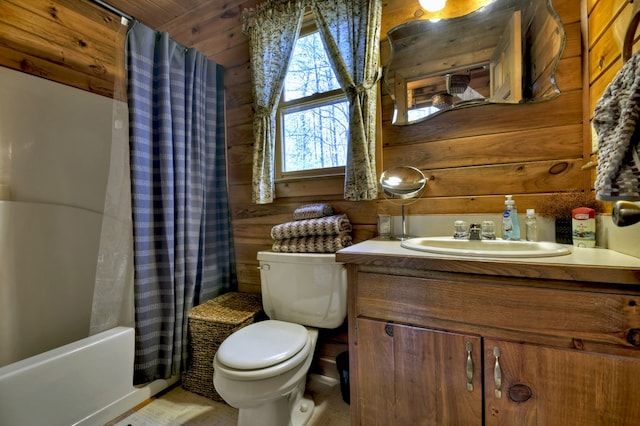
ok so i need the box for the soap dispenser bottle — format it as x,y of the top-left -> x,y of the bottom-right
501,195 -> 520,240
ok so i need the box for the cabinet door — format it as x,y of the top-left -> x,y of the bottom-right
485,339 -> 640,426
356,318 -> 482,425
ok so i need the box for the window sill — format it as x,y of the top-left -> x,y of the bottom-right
276,171 -> 345,183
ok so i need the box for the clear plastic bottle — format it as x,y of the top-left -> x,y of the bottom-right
501,195 -> 520,240
525,208 -> 537,242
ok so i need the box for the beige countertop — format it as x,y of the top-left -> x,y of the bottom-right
336,238 -> 640,286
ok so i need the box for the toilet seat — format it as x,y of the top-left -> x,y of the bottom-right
215,320 -> 311,380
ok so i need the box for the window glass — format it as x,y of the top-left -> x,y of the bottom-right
282,100 -> 349,172
278,29 -> 348,177
284,31 -> 341,101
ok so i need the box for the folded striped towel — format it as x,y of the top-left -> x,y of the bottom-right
271,214 -> 351,240
272,232 -> 352,253
292,203 -> 334,220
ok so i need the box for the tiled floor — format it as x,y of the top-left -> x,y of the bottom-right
110,374 -> 350,426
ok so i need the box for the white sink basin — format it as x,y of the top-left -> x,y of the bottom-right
401,237 -> 572,258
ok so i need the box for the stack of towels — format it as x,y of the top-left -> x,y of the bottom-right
271,204 -> 352,253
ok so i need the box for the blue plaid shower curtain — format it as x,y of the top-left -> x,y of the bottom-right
126,22 -> 236,384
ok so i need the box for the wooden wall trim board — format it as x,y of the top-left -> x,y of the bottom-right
384,124 -> 583,169
581,0 -> 593,191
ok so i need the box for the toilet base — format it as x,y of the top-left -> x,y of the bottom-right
237,381 -> 315,426
290,395 -> 315,426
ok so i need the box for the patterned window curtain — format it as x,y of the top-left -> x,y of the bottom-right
127,21 -> 236,384
310,0 -> 382,201
243,0 -> 306,204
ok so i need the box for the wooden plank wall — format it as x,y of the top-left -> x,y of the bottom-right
587,0 -> 639,116
0,0 -> 125,98
226,0 -> 585,295
0,0 -> 610,384
1,0 -> 585,294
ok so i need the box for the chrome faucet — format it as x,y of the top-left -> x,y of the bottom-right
469,223 -> 482,240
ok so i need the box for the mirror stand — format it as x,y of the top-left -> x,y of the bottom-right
400,204 -> 409,241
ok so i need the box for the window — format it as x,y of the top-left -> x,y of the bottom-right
276,23 -> 349,180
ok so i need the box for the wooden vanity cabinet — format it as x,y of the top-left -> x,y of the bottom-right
355,318 -> 483,425
483,339 -> 640,425
346,267 -> 640,426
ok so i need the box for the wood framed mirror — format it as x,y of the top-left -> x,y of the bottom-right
384,0 -> 565,125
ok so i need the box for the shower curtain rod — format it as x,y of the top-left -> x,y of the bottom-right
91,0 -> 133,24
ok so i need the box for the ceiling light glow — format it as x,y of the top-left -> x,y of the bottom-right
419,0 -> 447,12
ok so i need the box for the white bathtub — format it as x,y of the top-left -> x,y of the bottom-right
0,67 -> 164,425
0,326 -> 178,426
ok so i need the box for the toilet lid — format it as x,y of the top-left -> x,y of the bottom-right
216,320 -> 309,370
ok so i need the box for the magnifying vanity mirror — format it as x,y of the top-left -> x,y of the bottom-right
384,0 -> 566,125
380,166 -> 428,240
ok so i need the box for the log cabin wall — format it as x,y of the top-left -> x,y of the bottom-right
0,0 -> 585,296
0,0 -> 585,293
587,0 -> 639,113
0,0 -> 126,98
229,0 -> 585,294
380,0 -> 584,213
0,0 -> 605,383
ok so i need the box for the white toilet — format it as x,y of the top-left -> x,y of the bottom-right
213,251 -> 347,426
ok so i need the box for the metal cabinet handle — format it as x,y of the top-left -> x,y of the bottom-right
465,341 -> 474,391
493,346 -> 502,399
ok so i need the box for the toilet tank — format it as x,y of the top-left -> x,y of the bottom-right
257,251 -> 347,329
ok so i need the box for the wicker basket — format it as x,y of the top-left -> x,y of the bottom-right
182,292 -> 264,401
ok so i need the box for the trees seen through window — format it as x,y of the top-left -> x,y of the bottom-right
278,30 -> 348,177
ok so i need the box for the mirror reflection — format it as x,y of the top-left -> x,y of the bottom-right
384,0 -> 566,125
380,166 -> 427,200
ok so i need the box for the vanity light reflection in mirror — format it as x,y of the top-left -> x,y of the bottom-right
384,0 -> 566,125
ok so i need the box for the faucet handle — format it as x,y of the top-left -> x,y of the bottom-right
481,220 -> 496,240
453,220 -> 469,239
